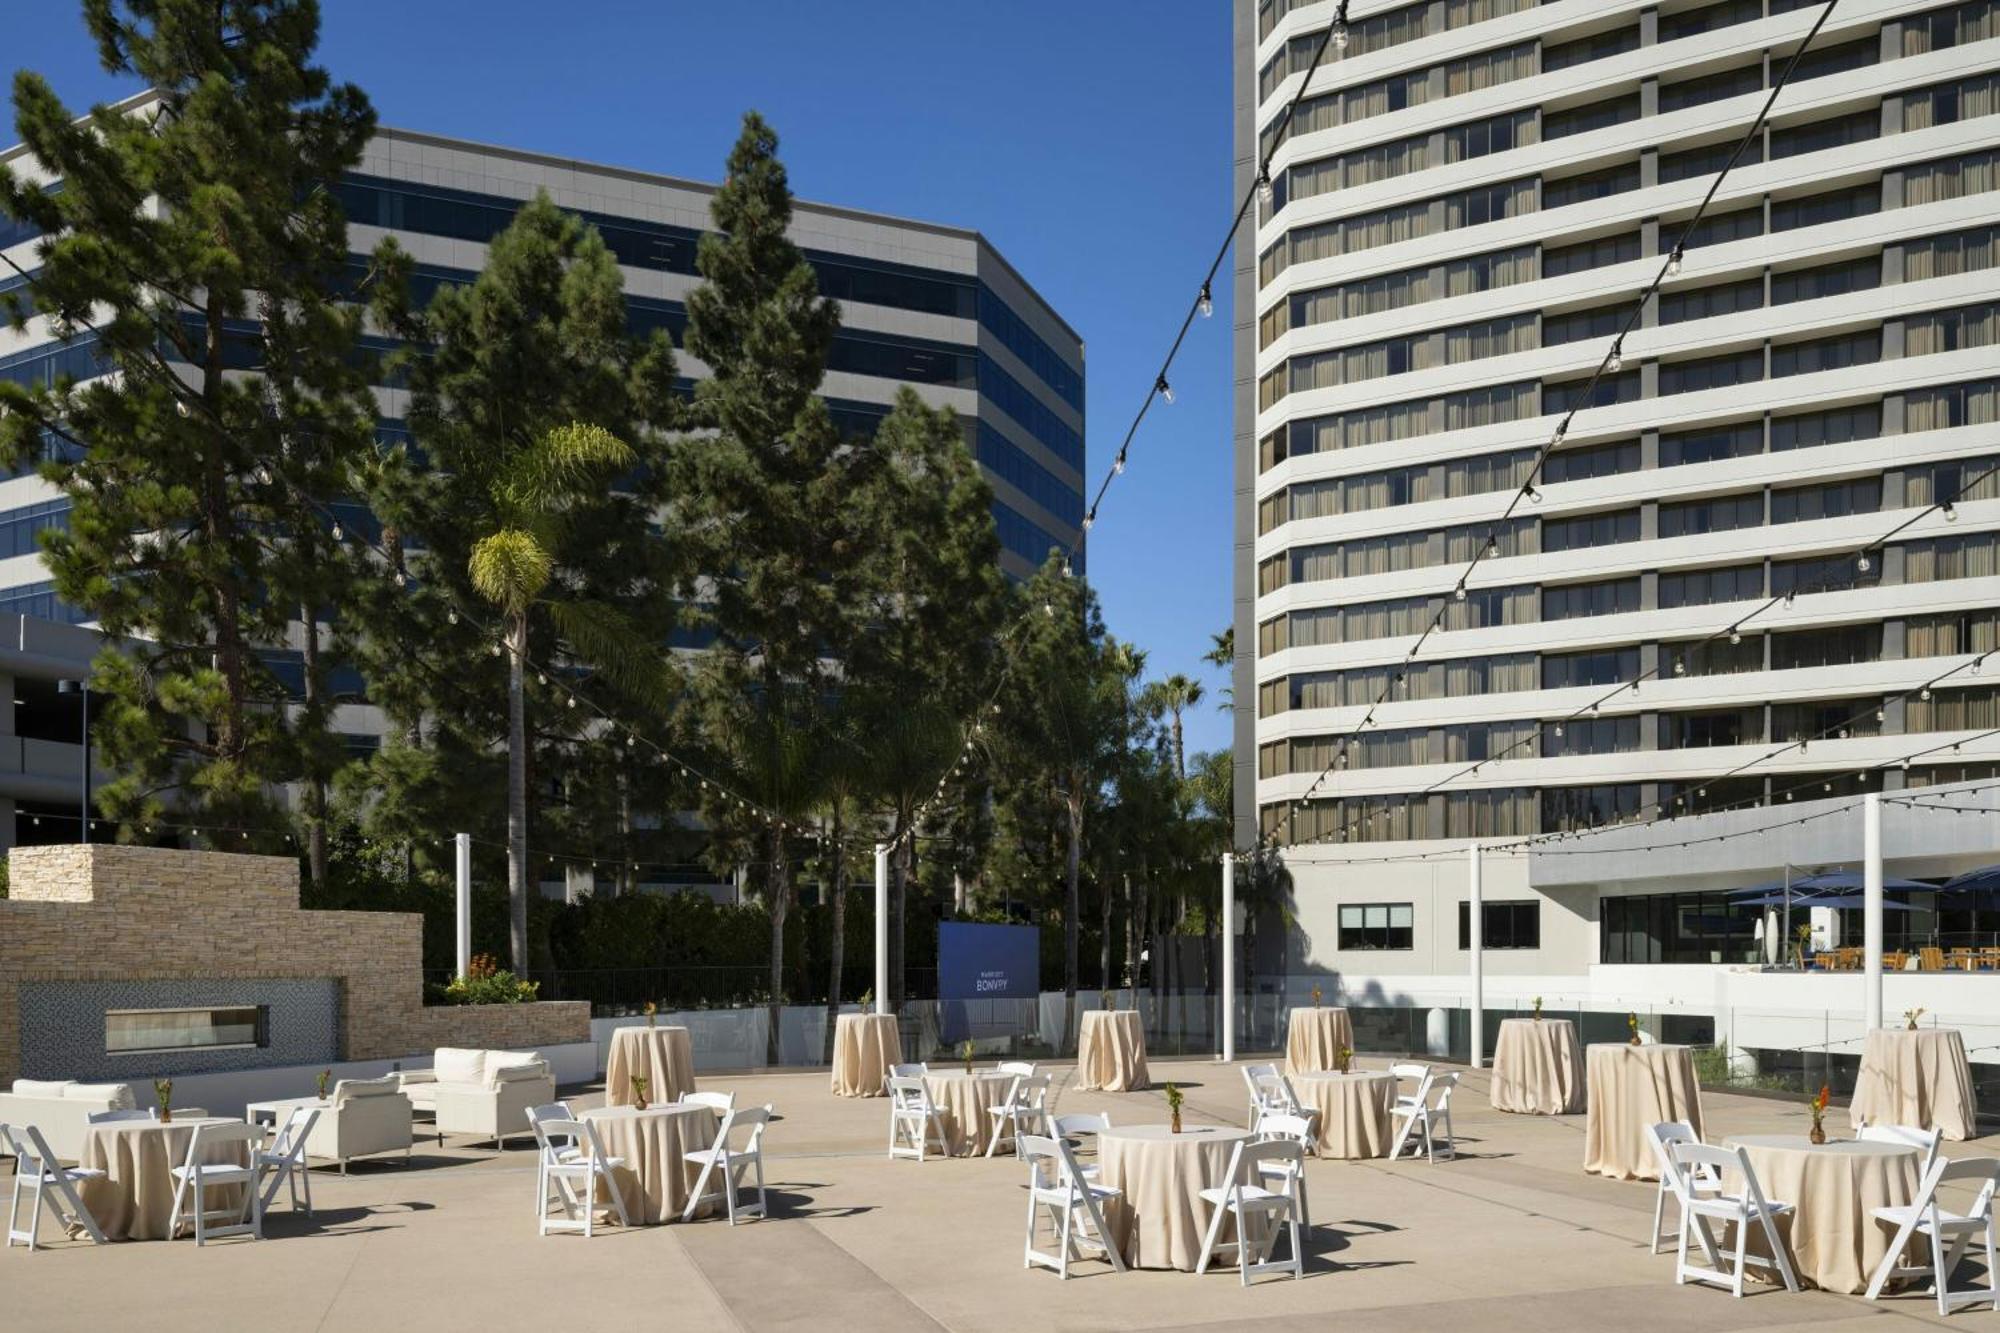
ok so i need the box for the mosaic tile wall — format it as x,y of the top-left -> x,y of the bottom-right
17,977 -> 340,1081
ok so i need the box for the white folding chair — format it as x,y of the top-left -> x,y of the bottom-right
1646,1121 -> 1722,1256
985,1073 -> 1051,1158
166,1121 -> 267,1245
534,1116 -> 629,1237
1385,1062 -> 1432,1157
996,1061 -> 1036,1078
1241,1062 -> 1280,1128
1051,1112 -> 1110,1181
889,1062 -> 928,1078
1857,1123 -> 1944,1177
526,1101 -> 576,1217
682,1104 -> 772,1225
1390,1069 -> 1457,1161
85,1108 -> 155,1124
2,1123 -> 106,1249
885,1075 -> 949,1162
256,1105 -> 320,1217
1667,1141 -> 1799,1297
679,1091 -> 735,1114
1195,1139 -> 1306,1284
1020,1133 -> 1125,1279
1864,1155 -> 2000,1315
1255,1112 -> 1316,1230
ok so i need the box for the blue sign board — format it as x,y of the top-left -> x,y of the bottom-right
937,921 -> 1039,1001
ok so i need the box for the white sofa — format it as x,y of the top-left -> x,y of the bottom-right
306,1076 -> 414,1172
396,1048 -> 553,1149
0,1079 -> 138,1161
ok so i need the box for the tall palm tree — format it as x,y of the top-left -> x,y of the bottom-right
1204,626 -> 1235,710
467,421 -> 638,973
1141,674 -> 1206,781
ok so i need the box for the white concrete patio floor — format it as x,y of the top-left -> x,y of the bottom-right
1,1056 -> 1990,1332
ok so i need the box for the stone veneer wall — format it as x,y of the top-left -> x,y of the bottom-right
0,845 -> 588,1083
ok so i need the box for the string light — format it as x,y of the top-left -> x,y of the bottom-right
1155,374 -> 1174,405
1197,281 -> 1213,319
1255,169 -> 1273,206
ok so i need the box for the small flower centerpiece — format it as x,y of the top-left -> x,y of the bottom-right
630,1073 -> 650,1111
1903,1006 -> 1926,1032
1533,996 -> 1543,1021
1165,1082 -> 1185,1134
1310,983 -> 1323,1008
1336,1045 -> 1353,1074
960,1038 -> 975,1074
316,1068 -> 332,1099
1808,1083 -> 1830,1144
645,1000 -> 658,1029
1627,1012 -> 1642,1046
1794,922 -> 1813,969
154,1077 -> 174,1124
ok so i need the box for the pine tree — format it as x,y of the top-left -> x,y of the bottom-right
0,0 -> 377,839
363,194 -> 682,970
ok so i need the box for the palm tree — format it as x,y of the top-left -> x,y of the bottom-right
1141,674 -> 1206,781
1204,626 -> 1235,710
467,421 -> 637,973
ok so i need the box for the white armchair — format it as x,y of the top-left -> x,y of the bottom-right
397,1048 -> 553,1149
306,1076 -> 414,1172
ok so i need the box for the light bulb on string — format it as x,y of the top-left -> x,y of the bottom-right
1857,553 -> 1872,574
1197,281 -> 1213,318
1155,374 -> 1174,405
1523,484 -> 1541,504
1943,498 -> 1958,521
448,609 -> 459,625
1255,170 -> 1273,206
330,521 -> 343,542
1113,451 -> 1126,475
1606,339 -> 1624,374
1665,247 -> 1684,278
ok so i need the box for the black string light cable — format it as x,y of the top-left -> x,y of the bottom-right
1258,0 -> 1849,851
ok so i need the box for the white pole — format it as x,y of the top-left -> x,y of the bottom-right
1469,841 -> 1485,1070
453,831 -> 472,979
1221,852 -> 1236,1064
874,842 -> 890,1016
1863,793 -> 1884,1033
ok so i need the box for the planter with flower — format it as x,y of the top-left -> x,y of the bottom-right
630,1073 -> 651,1111
1627,1013 -> 1642,1046
1165,1082 -> 1184,1134
1808,1083 -> 1830,1144
1336,1045 -> 1353,1074
1533,996 -> 1543,1021
644,1000 -> 658,1029
1310,983 -> 1323,1009
154,1078 -> 173,1123
1903,1007 -> 1925,1031
961,1039 -> 975,1074
316,1068 -> 332,1099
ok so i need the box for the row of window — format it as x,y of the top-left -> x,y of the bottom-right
1332,899 -> 1542,952
1259,43 -> 1539,162
1256,0 -> 1532,102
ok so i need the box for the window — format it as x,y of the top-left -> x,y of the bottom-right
1907,608 -> 2000,658
1543,646 -> 1640,690
1907,453 -> 2000,506
1541,783 -> 1642,834
1772,183 -> 1880,233
1659,493 -> 1762,539
1661,64 -> 1763,114
0,500 -> 71,559
1671,206 -> 1763,253
1903,71 -> 2000,132
1790,36 -> 1879,83
1660,564 -> 1763,608
1903,1 -> 2000,56
1544,161 -> 1641,209
1772,329 -> 1879,378
1905,225 -> 2000,282
1544,304 -> 1625,347
1903,147 -> 2000,208
1542,508 -> 1639,553
1772,696 -> 1884,743
1663,707 -> 1763,749
1544,370 -> 1639,413
1906,377 -> 2000,433
1542,577 -> 1640,622
1659,0 -> 1760,43
1906,532 -> 2000,582
1662,420 -> 1761,467
1459,901 -> 1540,950
1542,714 -> 1639,756
1771,109 -> 1880,160
1907,683 -> 2000,733
1544,94 -> 1640,141
1339,903 -> 1413,951
1543,25 -> 1639,73
1673,633 -> 1765,677
1907,300 -> 2000,357
1544,438 -> 1639,485
1661,350 -> 1762,396
1771,623 -> 1882,670
1661,138 -> 1761,185
1771,476 -> 1881,523
1771,256 -> 1879,306
1660,278 -> 1762,325
1543,232 -> 1640,278
106,1006 -> 266,1055
1771,553 -> 1881,597
1601,891 -> 1763,964
1772,402 -> 1881,452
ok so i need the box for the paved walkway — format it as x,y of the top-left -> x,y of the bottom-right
0,1057 -> 1985,1331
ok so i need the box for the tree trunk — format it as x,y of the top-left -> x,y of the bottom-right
821,804 -> 848,1065
1063,786 -> 1083,1044
1099,866 -> 1113,995
1124,871 -> 1138,991
506,611 -> 530,973
1172,709 -> 1186,782
766,821 -> 790,1066
300,599 -> 327,891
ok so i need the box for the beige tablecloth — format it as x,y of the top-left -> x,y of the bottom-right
922,1070 -> 1018,1156
1283,1007 -> 1355,1077
75,1117 -> 247,1241
1076,1010 -> 1149,1092
1096,1124 -> 1254,1270
1294,1071 -> 1395,1158
580,1103 -> 720,1224
605,1025 -> 697,1107
1848,1028 -> 1978,1141
829,1013 -> 903,1097
1583,1043 -> 1704,1180
1490,1018 -> 1584,1115
1725,1134 -> 1921,1293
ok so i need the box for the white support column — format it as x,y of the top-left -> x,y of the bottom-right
1468,841 -> 1485,1070
454,831 -> 472,979
1221,852 -> 1236,1064
1863,793 -> 1884,1033
874,842 -> 890,1016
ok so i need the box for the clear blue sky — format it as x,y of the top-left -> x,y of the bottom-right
6,1 -> 1240,756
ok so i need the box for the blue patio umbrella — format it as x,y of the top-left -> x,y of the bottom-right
1729,869 -> 1932,897
1940,863 -> 2000,893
